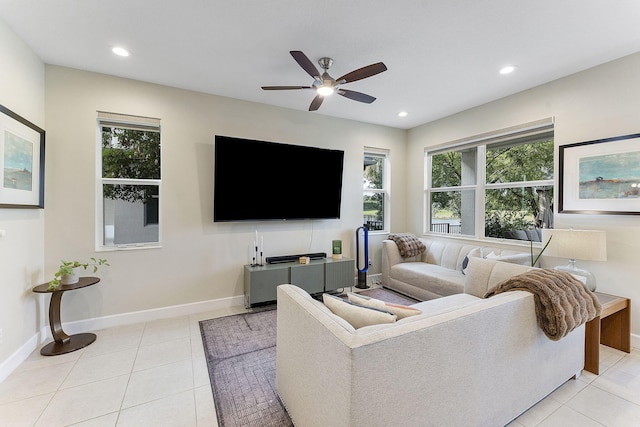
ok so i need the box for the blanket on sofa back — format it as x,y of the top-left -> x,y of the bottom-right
484,269 -> 602,340
387,233 -> 426,258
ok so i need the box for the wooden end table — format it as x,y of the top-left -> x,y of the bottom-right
584,292 -> 631,374
32,277 -> 100,356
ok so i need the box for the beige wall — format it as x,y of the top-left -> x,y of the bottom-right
408,52 -> 640,341
0,20 -> 45,367
43,66 -> 407,322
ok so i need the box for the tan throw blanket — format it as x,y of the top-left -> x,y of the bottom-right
388,233 -> 426,258
484,269 -> 602,341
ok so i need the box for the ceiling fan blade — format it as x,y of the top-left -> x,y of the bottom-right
336,62 -> 387,83
261,86 -> 312,90
290,51 -> 321,79
309,95 -> 324,111
337,89 -> 376,104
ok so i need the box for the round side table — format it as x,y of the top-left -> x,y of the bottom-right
32,277 -> 100,356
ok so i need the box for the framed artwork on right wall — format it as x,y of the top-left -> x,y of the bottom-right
559,132 -> 640,215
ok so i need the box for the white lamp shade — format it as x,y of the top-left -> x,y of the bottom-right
541,229 -> 607,262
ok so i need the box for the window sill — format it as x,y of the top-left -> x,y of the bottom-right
96,244 -> 162,252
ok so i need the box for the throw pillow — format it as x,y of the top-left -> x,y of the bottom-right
387,233 -> 426,258
461,248 -> 482,275
323,294 -> 397,329
347,292 -> 421,320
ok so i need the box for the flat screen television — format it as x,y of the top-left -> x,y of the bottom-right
214,135 -> 344,222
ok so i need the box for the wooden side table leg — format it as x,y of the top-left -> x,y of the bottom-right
584,316 -> 600,375
49,291 -> 70,344
601,304 -> 631,353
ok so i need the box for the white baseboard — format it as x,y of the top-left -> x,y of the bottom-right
0,333 -> 39,383
632,333 -> 640,351
39,294 -> 245,342
1,294 -> 245,382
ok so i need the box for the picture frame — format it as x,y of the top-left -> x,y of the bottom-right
0,104 -> 45,208
559,132 -> 640,215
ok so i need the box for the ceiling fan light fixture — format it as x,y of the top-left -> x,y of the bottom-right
317,86 -> 334,96
262,51 -> 387,111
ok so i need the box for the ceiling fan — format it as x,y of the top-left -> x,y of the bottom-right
261,51 -> 387,111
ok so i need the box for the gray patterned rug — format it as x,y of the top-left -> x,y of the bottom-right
199,307 -> 290,427
199,287 -> 418,427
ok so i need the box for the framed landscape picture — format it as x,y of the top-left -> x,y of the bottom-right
0,104 -> 45,208
559,133 -> 640,215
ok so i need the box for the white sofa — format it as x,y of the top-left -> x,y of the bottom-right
382,237 -> 531,301
276,257 -> 584,427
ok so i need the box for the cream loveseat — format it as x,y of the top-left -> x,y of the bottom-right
382,236 -> 531,301
276,257 -> 584,427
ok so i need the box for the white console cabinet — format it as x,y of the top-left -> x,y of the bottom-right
243,258 -> 355,307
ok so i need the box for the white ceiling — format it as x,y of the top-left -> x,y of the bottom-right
2,0 -> 640,129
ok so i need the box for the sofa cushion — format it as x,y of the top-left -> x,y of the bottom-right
464,257 -> 534,298
390,262 -> 466,296
347,292 -> 422,319
323,293 -> 397,329
422,240 -> 480,271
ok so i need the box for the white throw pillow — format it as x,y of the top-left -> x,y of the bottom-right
462,247 -> 482,275
347,292 -> 421,320
323,294 -> 397,329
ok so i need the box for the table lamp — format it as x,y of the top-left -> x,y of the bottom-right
540,229 -> 607,292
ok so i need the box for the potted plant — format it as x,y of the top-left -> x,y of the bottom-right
48,258 -> 109,290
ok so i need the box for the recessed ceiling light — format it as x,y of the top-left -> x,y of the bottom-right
112,47 -> 130,57
398,111 -> 408,117
499,65 -> 517,75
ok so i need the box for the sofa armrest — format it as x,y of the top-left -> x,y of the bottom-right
382,239 -> 403,285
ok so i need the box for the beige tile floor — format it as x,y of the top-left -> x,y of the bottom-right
0,305 -> 639,426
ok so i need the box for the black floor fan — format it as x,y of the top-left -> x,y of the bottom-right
355,224 -> 369,289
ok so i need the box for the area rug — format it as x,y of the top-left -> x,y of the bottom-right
199,287 -> 417,427
199,307 -> 290,427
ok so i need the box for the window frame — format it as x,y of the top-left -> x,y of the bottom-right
96,112 -> 162,251
363,147 -> 390,233
424,118 -> 554,240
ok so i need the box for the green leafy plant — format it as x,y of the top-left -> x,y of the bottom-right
48,258 -> 109,290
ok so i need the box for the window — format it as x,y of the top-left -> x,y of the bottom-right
425,119 -> 554,241
363,148 -> 389,231
97,112 -> 161,249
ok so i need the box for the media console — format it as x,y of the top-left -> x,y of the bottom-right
244,257 -> 355,307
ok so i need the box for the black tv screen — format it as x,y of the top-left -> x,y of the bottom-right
214,135 -> 344,221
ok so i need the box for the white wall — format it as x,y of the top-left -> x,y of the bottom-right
408,52 -> 640,342
0,20 -> 45,372
43,65 -> 407,323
